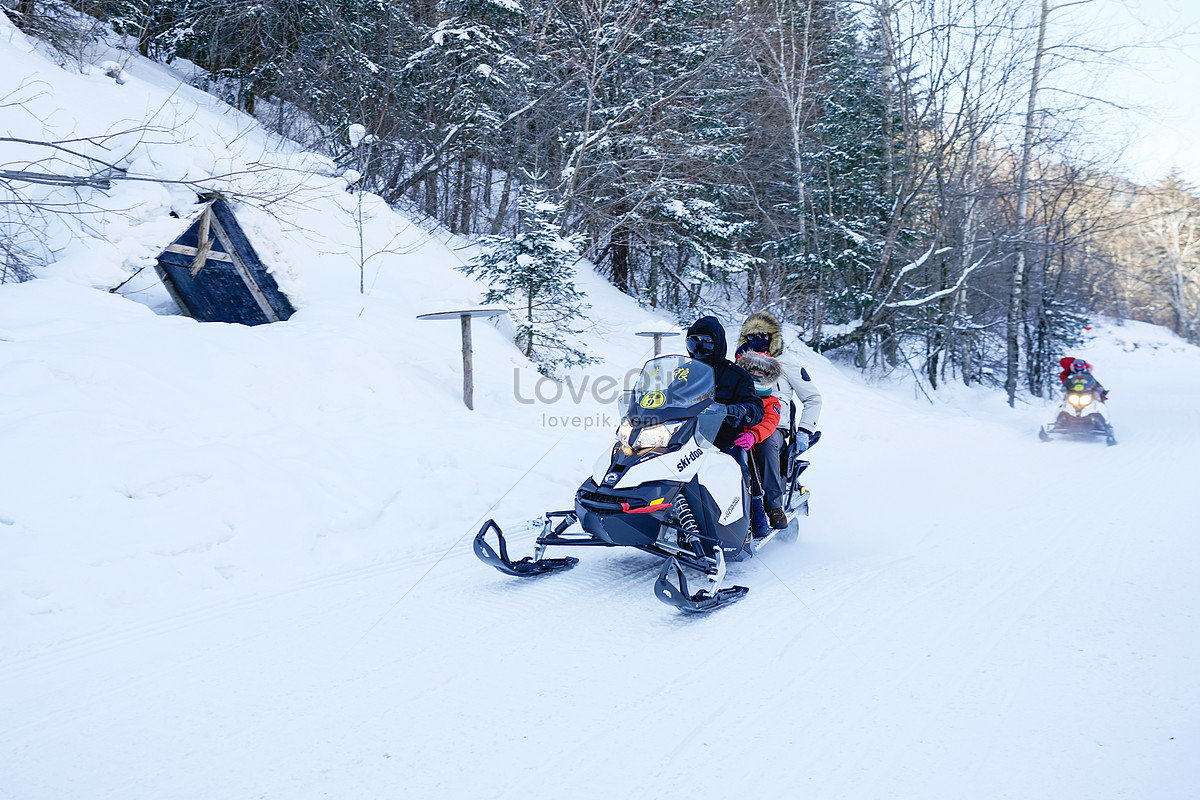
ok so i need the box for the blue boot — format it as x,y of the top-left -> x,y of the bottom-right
751,497 -> 770,535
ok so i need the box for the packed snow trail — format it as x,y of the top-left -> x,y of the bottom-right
3,305 -> 1197,799
3,24 -> 1197,797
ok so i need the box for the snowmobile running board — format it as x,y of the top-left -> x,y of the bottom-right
473,518 -> 580,577
746,526 -> 784,556
654,554 -> 749,613
1039,423 -> 1117,446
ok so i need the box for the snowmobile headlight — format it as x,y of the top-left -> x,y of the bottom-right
1068,392 -> 1092,408
632,421 -> 683,450
617,419 -> 634,447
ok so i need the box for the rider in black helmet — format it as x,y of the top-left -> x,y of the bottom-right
1059,357 -> 1108,402
684,316 -> 764,449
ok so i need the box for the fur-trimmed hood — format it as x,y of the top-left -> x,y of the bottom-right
737,311 -> 784,357
735,350 -> 783,383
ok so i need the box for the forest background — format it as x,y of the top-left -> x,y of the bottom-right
5,0 -> 1199,402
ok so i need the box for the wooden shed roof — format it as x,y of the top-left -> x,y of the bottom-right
155,196 -> 294,325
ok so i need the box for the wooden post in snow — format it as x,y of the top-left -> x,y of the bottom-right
417,308 -> 508,410
461,313 -> 473,410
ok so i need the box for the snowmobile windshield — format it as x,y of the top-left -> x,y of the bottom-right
624,355 -> 716,426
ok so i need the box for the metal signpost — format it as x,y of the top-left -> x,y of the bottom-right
635,329 -> 682,356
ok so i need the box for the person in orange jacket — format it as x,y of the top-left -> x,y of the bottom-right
734,350 -> 784,532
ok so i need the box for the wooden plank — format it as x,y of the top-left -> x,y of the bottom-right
163,243 -> 233,262
209,199 -> 294,321
207,212 -> 280,323
416,308 -> 507,322
191,207 -> 213,275
153,263 -> 193,317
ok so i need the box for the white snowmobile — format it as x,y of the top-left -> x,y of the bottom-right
1039,372 -> 1116,446
474,354 -> 802,613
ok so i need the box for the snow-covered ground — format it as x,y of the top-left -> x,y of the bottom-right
3,15 -> 1199,799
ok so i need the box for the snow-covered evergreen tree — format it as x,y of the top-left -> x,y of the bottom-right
531,0 -> 751,309
462,190 -> 593,373
400,0 -> 529,229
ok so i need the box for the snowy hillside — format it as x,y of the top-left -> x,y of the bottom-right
4,17 -> 1200,800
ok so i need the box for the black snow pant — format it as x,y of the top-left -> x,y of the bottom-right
753,429 -> 785,509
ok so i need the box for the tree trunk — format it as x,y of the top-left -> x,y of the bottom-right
1006,0 -> 1049,407
610,219 -> 631,293
490,170 -> 514,235
459,152 -> 474,234
423,171 -> 437,219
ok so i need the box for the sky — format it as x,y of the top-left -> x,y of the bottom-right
1086,0 -> 1200,186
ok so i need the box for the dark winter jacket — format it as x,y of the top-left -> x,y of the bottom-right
1059,356 -> 1091,384
1059,356 -> 1108,401
686,316 -> 764,447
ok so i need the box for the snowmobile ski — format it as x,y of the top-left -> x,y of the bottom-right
473,517 -> 579,577
654,554 -> 748,614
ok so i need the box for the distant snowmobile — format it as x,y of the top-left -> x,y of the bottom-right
474,354 -> 810,613
1039,372 -> 1116,446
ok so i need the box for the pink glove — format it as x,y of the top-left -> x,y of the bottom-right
734,432 -> 756,450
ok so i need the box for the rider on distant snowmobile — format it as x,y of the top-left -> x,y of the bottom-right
1041,355 -> 1116,445
1059,357 -> 1108,402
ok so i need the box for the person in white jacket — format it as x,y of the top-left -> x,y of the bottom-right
734,311 -> 823,528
